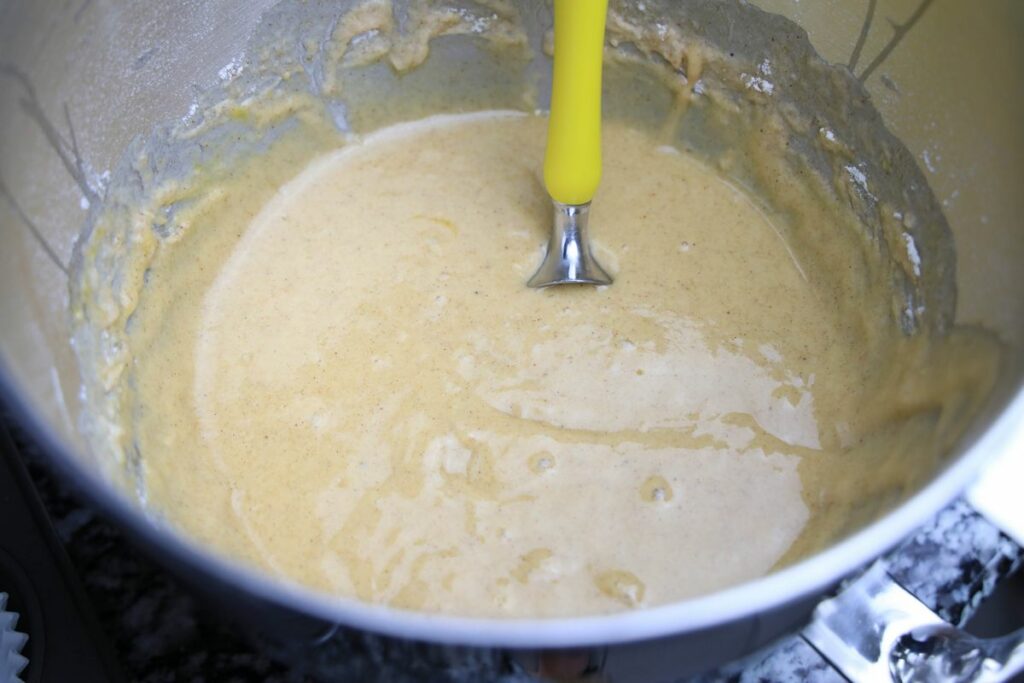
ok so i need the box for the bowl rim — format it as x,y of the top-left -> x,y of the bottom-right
2,357 -> 1022,649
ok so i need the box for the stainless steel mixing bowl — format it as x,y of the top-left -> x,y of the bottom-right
1,1 -> 1022,680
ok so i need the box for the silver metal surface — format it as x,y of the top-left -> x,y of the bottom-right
804,563 -> 945,682
804,563 -> 1024,683
890,625 -> 1024,683
527,202 -> 613,288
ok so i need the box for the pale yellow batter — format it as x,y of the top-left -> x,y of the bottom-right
68,0 -> 1004,621
114,111 -> 904,617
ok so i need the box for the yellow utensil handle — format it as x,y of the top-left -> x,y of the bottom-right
544,0 -> 609,206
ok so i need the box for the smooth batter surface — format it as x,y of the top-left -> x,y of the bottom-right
69,0 -> 1005,621
124,112 -> 879,616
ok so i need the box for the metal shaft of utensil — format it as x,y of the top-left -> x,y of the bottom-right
527,201 -> 613,288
